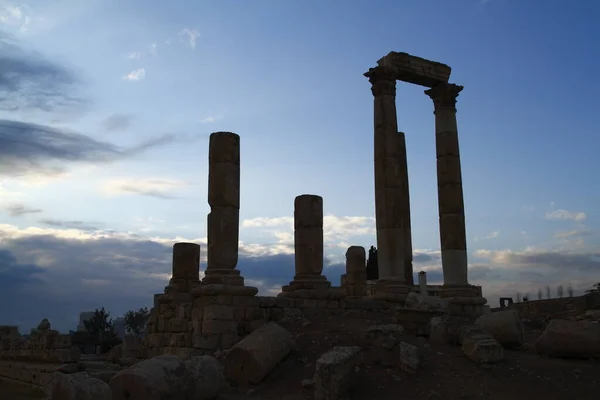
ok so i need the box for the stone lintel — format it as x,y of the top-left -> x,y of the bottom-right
375,51 -> 451,88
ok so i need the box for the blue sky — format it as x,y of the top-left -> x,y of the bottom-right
0,0 -> 598,332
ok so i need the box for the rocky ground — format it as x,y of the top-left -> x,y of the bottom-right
3,310 -> 599,400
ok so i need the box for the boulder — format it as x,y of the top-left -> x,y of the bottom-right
106,344 -> 123,363
184,355 -> 226,399
49,372 -> 112,400
535,319 -> 600,358
314,346 -> 361,400
109,355 -> 189,400
404,292 -> 448,312
223,322 -> 294,385
475,309 -> 524,348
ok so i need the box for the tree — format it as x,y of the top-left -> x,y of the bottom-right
523,293 -> 529,302
124,307 -> 150,337
537,288 -> 543,300
546,286 -> 552,299
516,292 -> 522,303
557,284 -> 564,298
83,307 -> 120,353
366,246 -> 379,280
567,284 -> 574,297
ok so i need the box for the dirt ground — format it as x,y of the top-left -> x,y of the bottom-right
4,311 -> 599,400
221,311 -> 600,400
0,378 -> 46,400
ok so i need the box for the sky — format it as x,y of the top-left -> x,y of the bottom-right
0,0 -> 599,333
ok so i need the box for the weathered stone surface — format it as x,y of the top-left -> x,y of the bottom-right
183,356 -> 226,399
461,333 -> 504,364
172,242 -> 201,281
294,194 -> 323,229
314,346 -> 361,400
475,309 -> 524,348
37,318 -> 51,331
404,292 -> 448,312
109,355 -> 189,400
428,315 -> 474,345
398,341 -> 419,373
106,344 -> 123,363
366,324 -> 404,350
123,335 -> 142,358
535,319 -> 600,358
223,322 -> 294,385
50,372 -> 112,400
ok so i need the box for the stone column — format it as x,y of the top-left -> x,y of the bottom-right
424,84 -> 470,288
201,132 -> 247,290
418,271 -> 427,295
364,66 -> 410,298
281,194 -> 332,294
167,242 -> 200,293
344,246 -> 367,297
397,131 -> 414,287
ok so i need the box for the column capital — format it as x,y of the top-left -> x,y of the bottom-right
364,66 -> 396,97
424,83 -> 463,109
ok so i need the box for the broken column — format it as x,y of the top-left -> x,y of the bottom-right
201,131 -> 252,290
166,242 -> 201,294
343,246 -> 367,297
418,271 -> 427,295
424,83 -> 486,314
364,66 -> 411,300
281,195 -> 333,295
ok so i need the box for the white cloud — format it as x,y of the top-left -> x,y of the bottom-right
148,43 -> 157,56
545,209 -> 587,222
199,114 -> 223,124
102,178 -> 189,199
126,51 -> 142,60
179,28 -> 200,49
122,68 -> 146,82
473,231 -> 499,241
0,3 -> 34,33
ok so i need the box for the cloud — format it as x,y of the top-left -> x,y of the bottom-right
0,3 -> 35,33
473,231 -> 500,241
126,51 -> 142,60
554,229 -> 593,239
102,114 -> 134,132
122,68 -> 146,82
148,43 -> 157,56
39,219 -> 100,231
545,209 -> 587,222
0,32 -> 86,113
199,114 -> 223,124
0,119 -> 176,176
5,203 -> 42,216
179,28 -> 199,49
102,178 -> 189,199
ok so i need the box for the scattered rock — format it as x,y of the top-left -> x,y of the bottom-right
224,322 -> 294,385
535,319 -> 600,358
398,341 -> 419,374
366,324 -> 404,349
301,378 -> 315,388
461,329 -> 504,364
314,346 -> 361,400
184,355 -> 226,399
475,309 -> 524,348
50,372 -> 112,400
404,292 -> 448,312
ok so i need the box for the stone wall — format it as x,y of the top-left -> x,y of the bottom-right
142,293 -> 392,360
497,296 -> 590,319
0,329 -> 80,363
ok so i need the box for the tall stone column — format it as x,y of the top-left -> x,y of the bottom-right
201,132 -> 255,295
281,194 -> 332,295
397,131 -> 414,287
424,84 -> 470,289
364,66 -> 410,298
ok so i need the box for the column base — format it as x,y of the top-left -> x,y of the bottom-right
191,283 -> 258,298
282,274 -> 332,292
202,268 -> 245,286
440,285 -> 487,317
366,279 -> 411,303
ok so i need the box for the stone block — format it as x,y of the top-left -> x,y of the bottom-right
170,318 -> 188,333
204,305 -> 235,321
269,308 -> 284,321
157,318 -> 169,332
295,299 -> 317,309
168,333 -> 189,347
275,297 -> 294,308
233,307 -> 246,321
202,320 -> 237,335
232,296 -> 259,307
245,307 -> 263,321
314,346 -> 361,400
461,334 -> 504,364
258,296 -> 277,307
176,303 -> 192,319
192,334 -> 221,350
220,333 -> 240,350
398,342 -> 419,373
190,305 -> 204,321
190,321 -> 203,334
366,325 -> 404,350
